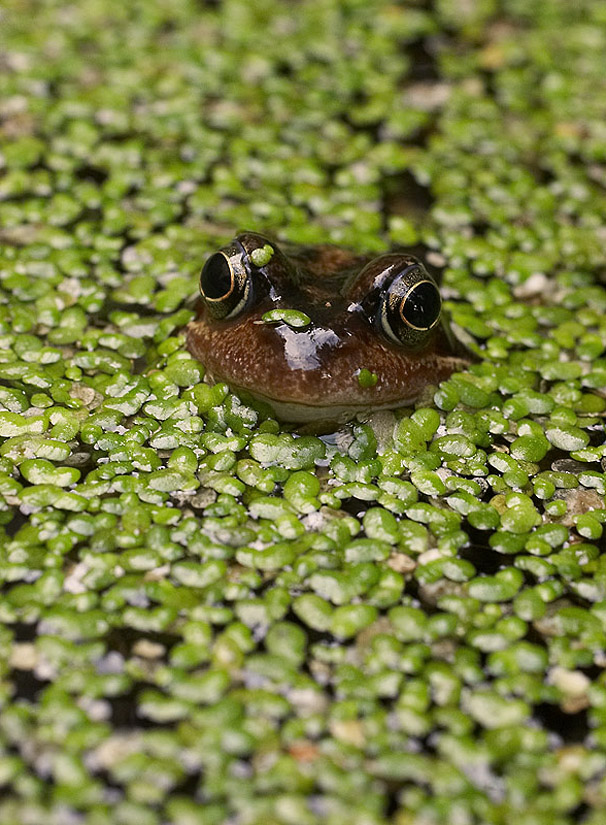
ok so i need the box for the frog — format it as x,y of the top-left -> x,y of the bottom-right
186,232 -> 475,422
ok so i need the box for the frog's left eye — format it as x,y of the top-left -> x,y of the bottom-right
379,266 -> 441,346
200,251 -> 251,320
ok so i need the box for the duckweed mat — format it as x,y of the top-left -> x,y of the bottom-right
1,1 -> 606,823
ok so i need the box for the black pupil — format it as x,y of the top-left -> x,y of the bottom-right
401,281 -> 441,329
201,253 -> 232,300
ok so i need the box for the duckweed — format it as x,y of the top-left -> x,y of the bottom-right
250,244 -> 275,267
261,309 -> 312,329
1,0 -> 606,823
357,368 -> 379,388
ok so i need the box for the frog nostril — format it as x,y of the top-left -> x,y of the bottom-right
200,252 -> 233,301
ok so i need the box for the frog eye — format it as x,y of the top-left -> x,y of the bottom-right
379,266 -> 441,346
199,250 -> 252,320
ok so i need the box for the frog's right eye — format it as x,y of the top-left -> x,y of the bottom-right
200,251 -> 252,320
378,266 -> 441,346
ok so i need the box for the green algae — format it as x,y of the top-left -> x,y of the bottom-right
1,0 -> 606,823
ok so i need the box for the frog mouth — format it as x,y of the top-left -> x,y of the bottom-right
225,383 -> 424,424
203,349 -> 472,423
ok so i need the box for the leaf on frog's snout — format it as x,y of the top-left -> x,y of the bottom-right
259,309 -> 311,329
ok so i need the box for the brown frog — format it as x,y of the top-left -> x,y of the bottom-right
186,232 -> 473,422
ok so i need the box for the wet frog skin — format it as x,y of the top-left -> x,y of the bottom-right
187,232 -> 473,422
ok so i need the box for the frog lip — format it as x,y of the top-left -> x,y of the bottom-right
200,351 -> 472,424
217,383 -> 422,424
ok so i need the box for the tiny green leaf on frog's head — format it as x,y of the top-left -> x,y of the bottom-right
260,309 -> 311,329
250,244 -> 275,267
357,368 -> 378,388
